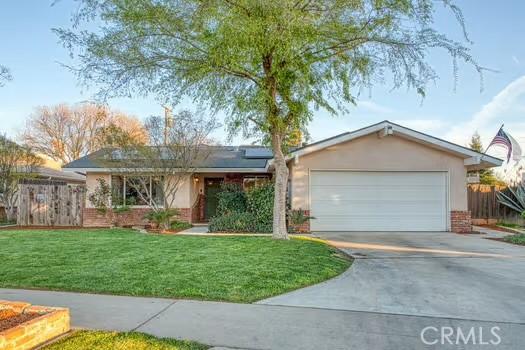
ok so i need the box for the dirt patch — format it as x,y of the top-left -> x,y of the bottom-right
0,312 -> 41,332
457,231 -> 485,235
0,226 -> 86,231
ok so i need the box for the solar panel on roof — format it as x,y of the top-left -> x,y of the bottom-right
243,148 -> 273,158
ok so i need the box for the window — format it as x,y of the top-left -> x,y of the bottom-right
243,176 -> 270,190
111,175 -> 164,207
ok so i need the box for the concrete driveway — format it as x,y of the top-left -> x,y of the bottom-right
259,231 -> 525,323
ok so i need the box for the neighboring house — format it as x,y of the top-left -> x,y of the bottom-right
32,166 -> 86,184
63,120 -> 502,233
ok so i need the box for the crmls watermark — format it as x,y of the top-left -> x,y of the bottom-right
420,326 -> 501,346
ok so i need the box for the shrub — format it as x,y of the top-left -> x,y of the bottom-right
497,185 -> 525,215
208,212 -> 257,233
88,178 -> 111,214
246,183 -> 274,228
113,205 -> 132,214
216,183 -> 247,215
144,208 -> 180,229
170,220 -> 192,231
209,182 -> 274,233
288,209 -> 315,233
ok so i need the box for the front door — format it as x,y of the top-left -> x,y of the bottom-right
204,178 -> 223,220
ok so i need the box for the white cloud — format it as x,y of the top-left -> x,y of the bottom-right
356,100 -> 393,114
445,75 -> 525,146
440,76 -> 525,180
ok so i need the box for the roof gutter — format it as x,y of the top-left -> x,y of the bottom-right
62,167 -> 271,174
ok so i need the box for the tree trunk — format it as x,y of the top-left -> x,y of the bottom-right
271,133 -> 289,239
4,194 -> 17,223
5,206 -> 16,222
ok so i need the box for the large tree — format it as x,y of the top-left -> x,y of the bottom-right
57,0 -> 483,239
0,135 -> 42,222
23,103 -> 148,164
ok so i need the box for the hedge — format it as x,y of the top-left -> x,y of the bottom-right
209,182 -> 274,233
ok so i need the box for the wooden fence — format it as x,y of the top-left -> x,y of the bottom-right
17,181 -> 85,227
468,184 -> 525,225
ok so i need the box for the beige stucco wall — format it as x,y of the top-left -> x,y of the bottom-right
84,172 -> 192,208
289,133 -> 468,211
165,174 -> 192,208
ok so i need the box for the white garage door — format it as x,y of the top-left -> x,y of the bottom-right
310,171 -> 447,232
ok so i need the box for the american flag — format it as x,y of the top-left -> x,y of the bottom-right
488,126 -> 513,162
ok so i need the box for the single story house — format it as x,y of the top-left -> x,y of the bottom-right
63,120 -> 502,233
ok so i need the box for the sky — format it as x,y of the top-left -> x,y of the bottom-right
1,1 -> 525,176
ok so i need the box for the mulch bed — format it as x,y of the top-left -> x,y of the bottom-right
0,310 -> 41,332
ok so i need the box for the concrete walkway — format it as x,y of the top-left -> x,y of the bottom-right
0,288 -> 523,350
178,225 -> 209,234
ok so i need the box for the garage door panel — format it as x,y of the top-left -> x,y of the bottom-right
311,200 -> 445,216
310,187 -> 444,201
310,171 -> 445,186
310,171 -> 447,232
313,215 -> 445,231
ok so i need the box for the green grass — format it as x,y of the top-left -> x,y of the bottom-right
497,222 -> 524,229
0,220 -> 15,226
170,221 -> 192,231
503,233 -> 525,246
43,330 -> 207,350
0,228 -> 350,302
497,222 -> 523,228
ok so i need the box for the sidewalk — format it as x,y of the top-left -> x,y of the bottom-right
0,288 -> 522,350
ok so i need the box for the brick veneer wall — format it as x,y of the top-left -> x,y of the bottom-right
0,300 -> 70,350
451,210 -> 472,233
83,207 -> 192,227
288,209 -> 311,233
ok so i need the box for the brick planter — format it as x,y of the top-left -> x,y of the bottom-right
83,207 -> 192,227
451,210 -> 472,233
0,300 -> 70,350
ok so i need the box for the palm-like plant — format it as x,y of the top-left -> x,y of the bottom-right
497,185 -> 525,218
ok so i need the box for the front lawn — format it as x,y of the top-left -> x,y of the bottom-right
0,229 -> 350,302
503,233 -> 525,246
43,330 -> 207,350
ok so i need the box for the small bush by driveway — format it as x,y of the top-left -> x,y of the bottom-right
0,229 -> 350,302
503,233 -> 525,245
